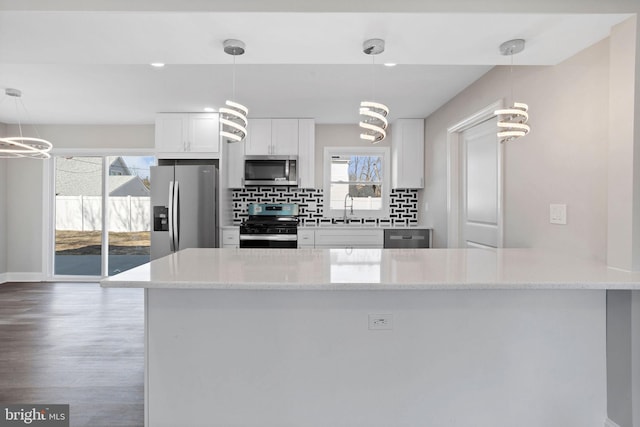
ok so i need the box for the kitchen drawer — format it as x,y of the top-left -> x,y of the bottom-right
298,229 -> 315,248
314,229 -> 383,249
221,228 -> 240,248
383,228 -> 431,248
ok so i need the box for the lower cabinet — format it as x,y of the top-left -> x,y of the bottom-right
313,229 -> 383,249
297,229 -> 315,248
221,227 -> 240,248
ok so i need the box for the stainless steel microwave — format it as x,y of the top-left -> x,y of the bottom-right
244,155 -> 298,186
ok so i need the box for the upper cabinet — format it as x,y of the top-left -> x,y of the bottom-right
225,118 -> 315,188
297,119 -> 315,189
392,119 -> 425,189
245,118 -> 299,156
155,113 -> 220,159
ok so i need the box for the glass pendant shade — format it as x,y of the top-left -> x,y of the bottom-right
219,39 -> 248,143
359,101 -> 389,143
495,102 -> 530,143
494,39 -> 531,143
359,39 -> 389,143
220,100 -> 248,142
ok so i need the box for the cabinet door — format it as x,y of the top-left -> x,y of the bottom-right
189,113 -> 220,153
245,119 -> 272,155
392,119 -> 424,189
314,229 -> 383,248
297,229 -> 315,248
272,119 -> 299,155
221,228 -> 240,248
155,114 -> 188,153
297,119 -> 315,188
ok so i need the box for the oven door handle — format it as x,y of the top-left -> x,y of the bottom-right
239,234 -> 298,242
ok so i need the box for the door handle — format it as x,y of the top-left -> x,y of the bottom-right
168,181 -> 175,252
173,181 -> 180,250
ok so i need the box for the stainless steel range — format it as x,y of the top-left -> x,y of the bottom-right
239,203 -> 299,248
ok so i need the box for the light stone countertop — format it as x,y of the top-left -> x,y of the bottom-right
100,247 -> 640,290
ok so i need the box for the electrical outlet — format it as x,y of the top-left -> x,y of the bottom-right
368,313 -> 393,330
550,204 -> 567,225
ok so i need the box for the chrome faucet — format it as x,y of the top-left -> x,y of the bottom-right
343,193 -> 354,223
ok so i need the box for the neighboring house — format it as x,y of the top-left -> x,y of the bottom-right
55,157 -> 150,197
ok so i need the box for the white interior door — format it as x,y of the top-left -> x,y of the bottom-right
460,118 -> 502,248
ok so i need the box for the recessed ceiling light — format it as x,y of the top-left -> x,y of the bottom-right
203,107 -> 215,113
384,63 -> 397,67
150,63 -> 165,68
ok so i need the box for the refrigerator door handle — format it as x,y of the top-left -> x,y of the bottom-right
173,181 -> 180,251
168,181 -> 176,252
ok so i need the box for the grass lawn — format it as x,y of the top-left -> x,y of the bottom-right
56,230 -> 150,255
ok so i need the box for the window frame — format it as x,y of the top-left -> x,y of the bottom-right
323,146 -> 390,219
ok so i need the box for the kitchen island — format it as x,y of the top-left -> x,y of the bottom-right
101,248 -> 640,427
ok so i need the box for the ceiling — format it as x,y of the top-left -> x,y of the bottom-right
0,10 -> 631,125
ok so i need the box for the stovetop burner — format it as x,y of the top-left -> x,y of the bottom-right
240,203 -> 299,235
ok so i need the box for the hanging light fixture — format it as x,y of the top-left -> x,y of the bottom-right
359,38 -> 389,143
0,88 -> 52,159
494,39 -> 530,143
219,39 -> 248,143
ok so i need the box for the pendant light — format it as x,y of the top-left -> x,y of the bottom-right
494,39 -> 530,143
359,38 -> 389,144
0,88 -> 52,159
219,39 -> 248,143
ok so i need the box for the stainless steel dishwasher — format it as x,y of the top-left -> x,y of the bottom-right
383,229 -> 431,248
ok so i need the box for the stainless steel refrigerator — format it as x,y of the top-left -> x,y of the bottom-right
150,163 -> 218,260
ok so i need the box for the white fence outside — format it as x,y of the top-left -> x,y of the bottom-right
56,196 -> 150,232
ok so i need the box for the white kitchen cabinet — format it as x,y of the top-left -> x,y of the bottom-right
225,135 -> 245,188
155,113 -> 220,159
245,119 -> 272,155
245,118 -> 299,156
272,119 -> 299,155
297,229 -> 315,248
392,118 -> 424,188
298,119 -> 315,188
221,227 -> 240,248
314,229 -> 383,249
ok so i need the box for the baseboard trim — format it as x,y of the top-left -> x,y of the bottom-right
605,418 -> 622,427
3,272 -> 46,283
0,273 -> 7,284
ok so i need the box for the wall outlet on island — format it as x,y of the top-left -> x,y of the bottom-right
549,204 -> 567,225
368,313 -> 393,330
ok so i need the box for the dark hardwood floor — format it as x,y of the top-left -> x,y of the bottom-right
0,282 -> 144,427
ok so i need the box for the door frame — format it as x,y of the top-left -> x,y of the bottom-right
446,100 -> 504,248
45,148 -> 155,281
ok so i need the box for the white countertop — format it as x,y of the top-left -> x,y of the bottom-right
100,247 -> 640,290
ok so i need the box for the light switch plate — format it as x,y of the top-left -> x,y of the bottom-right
550,204 -> 567,225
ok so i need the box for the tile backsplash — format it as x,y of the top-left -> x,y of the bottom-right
231,187 -> 418,226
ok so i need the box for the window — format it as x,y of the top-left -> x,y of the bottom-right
323,147 -> 390,218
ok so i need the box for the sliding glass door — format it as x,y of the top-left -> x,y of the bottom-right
54,156 -> 103,276
53,154 -> 155,277
106,156 -> 154,275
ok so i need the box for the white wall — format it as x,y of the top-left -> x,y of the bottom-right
17,124 -> 155,150
423,37 -> 610,262
6,157 -> 45,279
608,17 -> 640,271
0,123 -> 6,279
